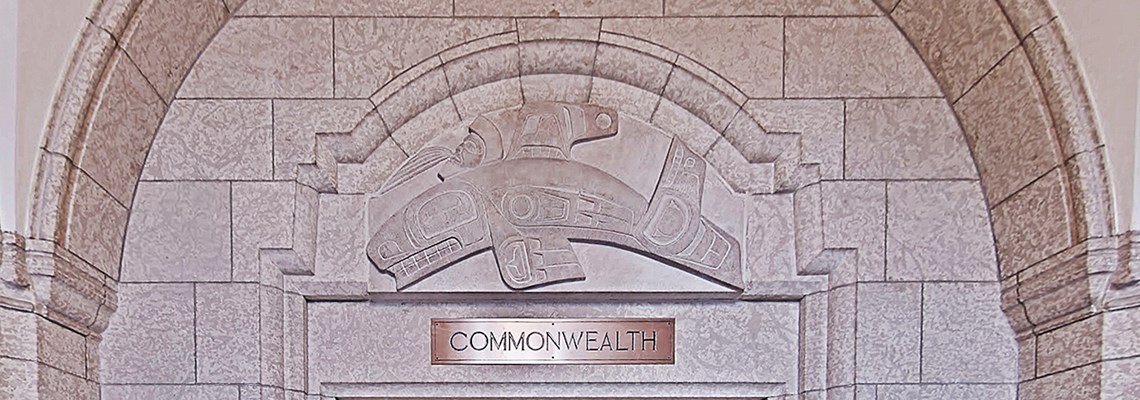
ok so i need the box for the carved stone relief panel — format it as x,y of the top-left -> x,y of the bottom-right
366,102 -> 746,292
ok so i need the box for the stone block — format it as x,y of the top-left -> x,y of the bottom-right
953,48 -> 1060,205
518,18 -> 600,41
143,100 -> 273,180
180,18 -> 333,98
1020,362 -> 1099,400
102,384 -> 240,400
856,282 -> 921,383
990,169 -> 1073,277
455,0 -> 662,16
745,99 -> 843,180
238,0 -> 450,16
77,49 -> 165,205
661,67 -> 740,133
1035,314 -> 1103,376
37,318 -> 87,378
197,283 -> 260,383
232,182 -> 295,282
827,285 -> 856,387
665,0 -> 880,16
272,99 -> 374,179
892,0 -> 1019,99
603,17 -> 782,97
785,17 -> 938,97
101,283 -> 195,384
334,18 -> 513,98
844,99 -> 975,180
121,181 -> 232,282
65,173 -> 128,279
822,181 -> 886,285
922,282 -> 1018,383
886,181 -> 997,281
119,0 -> 228,102
521,74 -> 590,105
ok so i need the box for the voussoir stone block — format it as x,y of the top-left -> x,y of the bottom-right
953,48 -> 1061,205
892,0 -> 1019,100
180,17 -> 334,98
101,283 -> 195,384
197,283 -> 260,383
122,181 -> 232,282
922,282 -> 1018,384
66,173 -> 129,279
77,49 -> 165,205
990,168 -> 1073,277
334,18 -> 514,98
602,17 -> 782,97
118,0 -> 228,102
143,100 -> 272,180
785,17 -> 939,98
886,181 -> 997,282
845,99 -> 975,180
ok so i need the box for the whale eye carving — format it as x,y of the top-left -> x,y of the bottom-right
365,102 -> 743,291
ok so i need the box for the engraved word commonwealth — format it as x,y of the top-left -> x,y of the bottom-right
431,318 -> 676,365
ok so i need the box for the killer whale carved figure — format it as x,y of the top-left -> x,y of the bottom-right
366,102 -> 743,290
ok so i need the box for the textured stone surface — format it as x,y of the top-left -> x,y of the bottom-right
238,0 -> 450,16
119,0 -> 228,102
102,385 -> 240,400
877,384 -> 1016,400
101,283 -> 195,383
822,181 -> 886,284
37,318 -> 87,378
1020,362 -> 1100,399
232,182 -> 294,282
518,18 -> 600,41
954,49 -> 1060,205
121,182 -> 232,282
602,18 -> 782,97
785,17 -> 939,97
309,301 -> 798,387
1035,314 -> 1102,376
886,182 -> 997,281
845,99 -> 975,180
66,173 -> 128,278
990,169 -> 1073,277
745,99 -> 843,179
922,282 -> 1018,383
181,18 -> 333,98
455,0 -> 662,16
828,285 -> 857,387
856,282 -> 921,383
197,283 -> 260,383
272,99 -> 374,180
892,0 -> 1019,100
143,100 -> 272,180
665,0 -> 881,16
77,50 -> 165,205
334,18 -> 513,98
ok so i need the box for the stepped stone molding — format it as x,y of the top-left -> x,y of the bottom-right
7,0 -> 1133,399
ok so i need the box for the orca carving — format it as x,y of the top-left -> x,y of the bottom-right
366,102 -> 743,290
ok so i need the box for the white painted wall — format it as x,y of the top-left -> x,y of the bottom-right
1,0 -> 18,232
1053,0 -> 1140,231
9,0 -> 93,233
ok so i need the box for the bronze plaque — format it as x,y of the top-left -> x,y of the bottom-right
431,318 -> 675,365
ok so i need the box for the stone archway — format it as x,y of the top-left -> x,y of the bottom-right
1,0 -> 1136,399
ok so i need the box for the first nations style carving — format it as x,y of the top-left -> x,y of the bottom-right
366,102 -> 742,290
